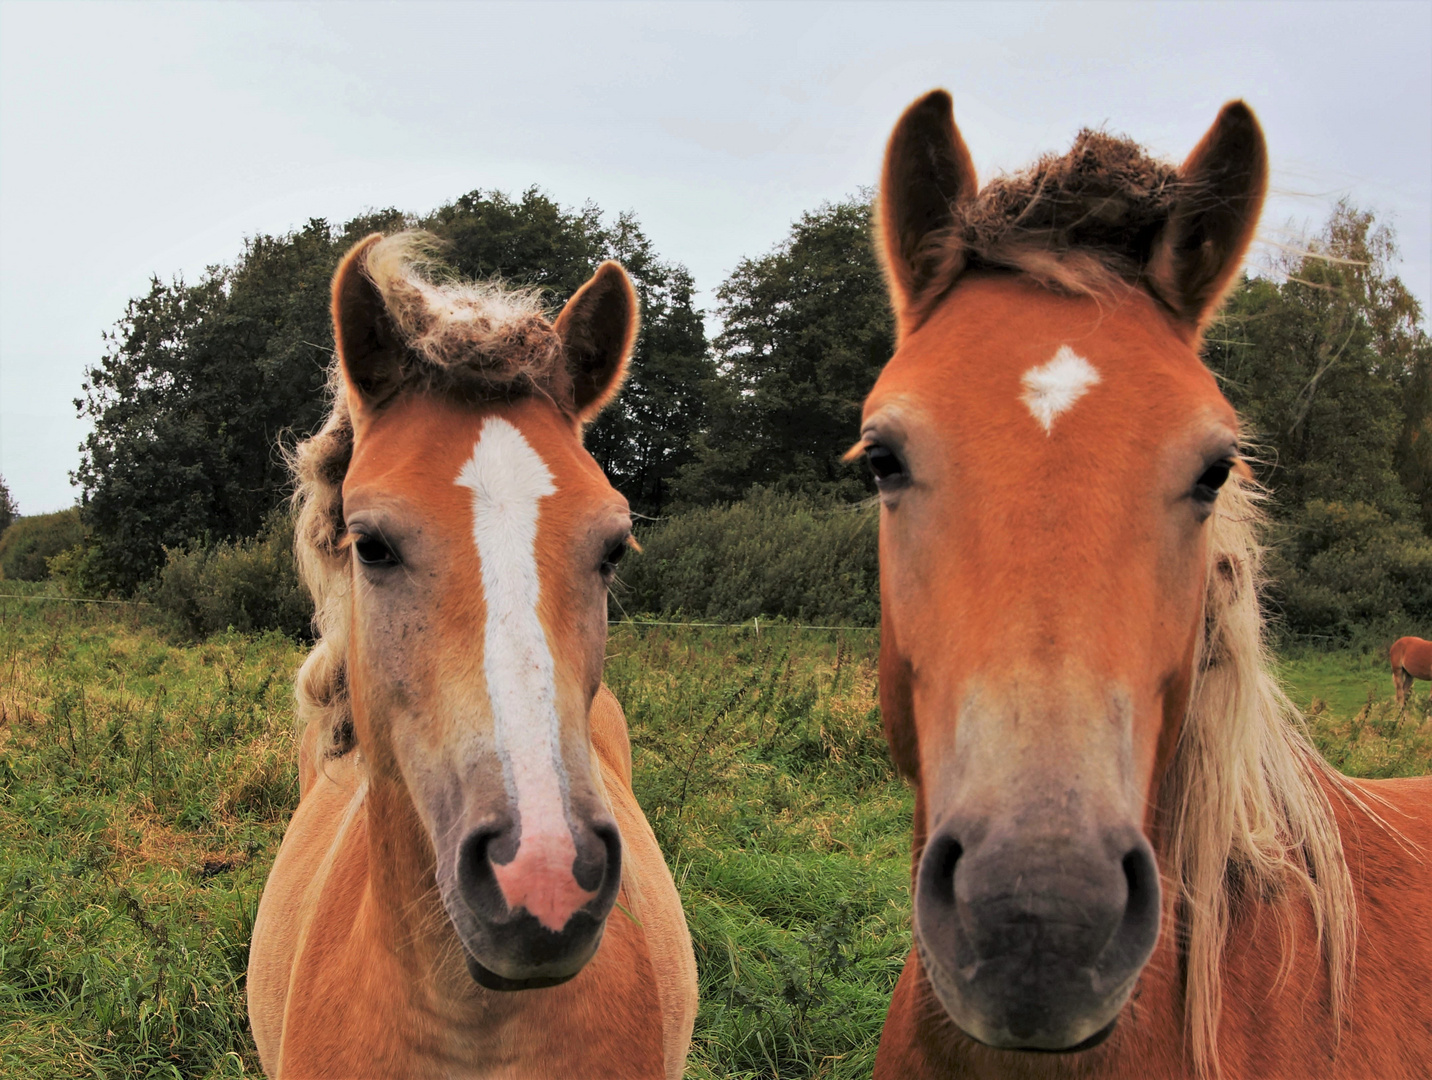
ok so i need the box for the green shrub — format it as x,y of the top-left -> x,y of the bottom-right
1267,499 -> 1432,641
44,539 -> 107,597
149,512 -> 310,640
618,489 -> 880,626
0,508 -> 84,581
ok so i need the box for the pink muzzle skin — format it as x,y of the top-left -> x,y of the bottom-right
491,831 -> 598,932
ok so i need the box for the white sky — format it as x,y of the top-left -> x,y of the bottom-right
2,0 -> 1429,513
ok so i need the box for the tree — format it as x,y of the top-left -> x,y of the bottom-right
76,191 -> 707,591
75,213 -> 402,593
1206,201 -> 1430,523
0,475 -> 16,536
1204,202 -> 1432,636
585,214 -> 712,516
0,508 -> 83,581
424,191 -> 713,515
671,197 -> 893,507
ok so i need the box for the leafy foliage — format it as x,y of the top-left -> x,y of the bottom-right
71,187 -> 1432,639
148,512 -> 310,642
1205,202 -> 1432,637
617,489 -> 880,626
1264,500 -> 1432,640
75,191 -> 707,594
74,215 -> 395,594
0,509 -> 83,582
671,198 -> 892,507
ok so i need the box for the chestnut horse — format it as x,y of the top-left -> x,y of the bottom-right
858,92 -> 1432,1078
1391,636 -> 1432,709
248,234 -> 697,1078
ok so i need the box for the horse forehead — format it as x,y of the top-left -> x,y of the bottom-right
348,396 -> 601,510
873,286 -> 1225,446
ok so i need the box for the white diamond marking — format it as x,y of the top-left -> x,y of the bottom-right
1021,346 -> 1101,434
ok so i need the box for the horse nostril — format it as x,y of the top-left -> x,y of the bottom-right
1106,840 -> 1161,971
1120,844 -> 1158,925
456,825 -> 512,921
577,821 -> 622,894
919,832 -> 964,907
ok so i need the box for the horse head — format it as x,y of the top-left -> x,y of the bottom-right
862,91 -> 1267,1051
318,234 -> 637,990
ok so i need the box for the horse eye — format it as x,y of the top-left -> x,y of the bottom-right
1193,460 -> 1233,505
865,444 -> 907,489
353,533 -> 398,567
600,539 -> 629,578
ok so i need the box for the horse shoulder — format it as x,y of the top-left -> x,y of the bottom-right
1332,776 -> 1432,1074
591,685 -> 697,1079
1225,775 -> 1432,1075
590,682 -> 634,790
248,752 -> 367,1075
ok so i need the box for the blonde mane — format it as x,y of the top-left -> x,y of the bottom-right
288,231 -> 571,760
1169,475 -> 1356,1076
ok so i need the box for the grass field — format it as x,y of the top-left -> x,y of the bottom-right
2,585 -> 1429,1078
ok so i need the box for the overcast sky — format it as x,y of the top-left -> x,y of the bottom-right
2,1 -> 1429,513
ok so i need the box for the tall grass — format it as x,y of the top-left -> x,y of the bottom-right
0,584 -> 298,1077
604,624 -> 904,1077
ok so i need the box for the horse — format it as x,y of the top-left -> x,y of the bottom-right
857,91 -> 1432,1078
1390,636 -> 1432,710
247,233 -> 697,1078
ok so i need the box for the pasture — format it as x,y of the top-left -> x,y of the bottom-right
1,584 -> 1429,1078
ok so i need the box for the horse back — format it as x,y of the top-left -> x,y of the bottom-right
1392,637 -> 1432,680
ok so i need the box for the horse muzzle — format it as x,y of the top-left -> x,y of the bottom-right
913,813 -> 1161,1051
443,816 -> 623,990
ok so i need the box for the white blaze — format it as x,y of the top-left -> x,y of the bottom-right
454,418 -> 569,854
1021,346 -> 1101,433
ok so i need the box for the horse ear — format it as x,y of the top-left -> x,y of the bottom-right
332,233 -> 403,410
1148,101 -> 1268,335
554,260 -> 638,423
877,89 -> 979,340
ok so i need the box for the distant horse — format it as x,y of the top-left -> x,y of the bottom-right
859,91 -> 1432,1078
248,234 -> 697,1078
1391,636 -> 1432,709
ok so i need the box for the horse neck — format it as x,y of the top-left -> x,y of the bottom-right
357,766 -> 469,995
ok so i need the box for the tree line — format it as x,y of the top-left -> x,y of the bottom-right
6,185 -> 1425,639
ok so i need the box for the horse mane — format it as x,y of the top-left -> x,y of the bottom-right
288,231 -> 570,761
1169,475 -> 1356,1076
936,128 -> 1183,299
